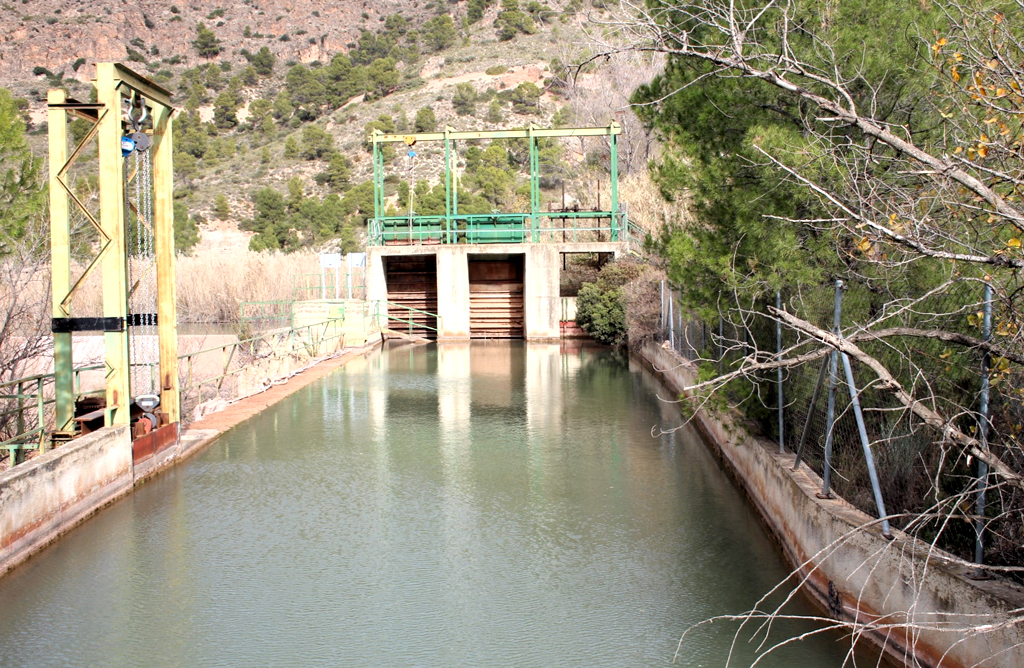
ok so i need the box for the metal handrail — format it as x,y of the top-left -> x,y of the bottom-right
369,209 -> 629,246
1,317 -> 348,462
376,301 -> 442,335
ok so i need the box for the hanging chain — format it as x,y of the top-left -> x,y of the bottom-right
142,148 -> 157,395
125,116 -> 158,398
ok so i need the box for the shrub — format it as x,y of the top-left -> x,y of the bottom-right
193,23 -> 222,58
422,14 -> 457,52
452,83 -> 477,116
575,261 -> 645,346
485,65 -> 508,75
414,106 -> 436,132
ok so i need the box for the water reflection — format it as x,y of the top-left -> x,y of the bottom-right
0,341 -> 851,668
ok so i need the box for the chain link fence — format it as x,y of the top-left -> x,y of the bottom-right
657,277 -> 1022,571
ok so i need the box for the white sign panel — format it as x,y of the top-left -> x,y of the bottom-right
319,253 -> 342,269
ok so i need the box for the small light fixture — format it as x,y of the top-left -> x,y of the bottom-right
135,394 -> 160,412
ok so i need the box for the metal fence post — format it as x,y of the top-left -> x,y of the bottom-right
777,290 -> 784,453
668,291 -> 675,351
660,280 -> 665,338
975,282 -> 993,568
840,351 -> 892,538
820,280 -> 843,499
36,377 -> 46,453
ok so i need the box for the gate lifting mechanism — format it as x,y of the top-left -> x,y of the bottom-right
47,63 -> 179,442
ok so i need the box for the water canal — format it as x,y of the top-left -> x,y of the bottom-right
0,342 -> 849,667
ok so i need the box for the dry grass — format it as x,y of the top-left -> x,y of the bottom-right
57,249 -> 318,324
175,249 -> 318,322
619,171 -> 690,236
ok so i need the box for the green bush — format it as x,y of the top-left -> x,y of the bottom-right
574,262 -> 643,346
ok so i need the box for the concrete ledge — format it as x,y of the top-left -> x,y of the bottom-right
0,425 -> 133,577
637,342 -> 1024,668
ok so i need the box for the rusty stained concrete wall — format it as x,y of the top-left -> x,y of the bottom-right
639,342 -> 1024,668
0,425 -> 133,578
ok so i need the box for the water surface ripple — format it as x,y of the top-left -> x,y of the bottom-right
0,342 -> 848,667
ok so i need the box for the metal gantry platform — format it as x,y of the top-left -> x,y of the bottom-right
368,123 -> 624,246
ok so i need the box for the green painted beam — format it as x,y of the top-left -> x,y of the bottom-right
371,122 -> 621,144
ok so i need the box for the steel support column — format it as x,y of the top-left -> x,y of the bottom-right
151,101 -> 179,423
47,90 -> 74,435
610,131 -> 619,241
95,63 -> 131,426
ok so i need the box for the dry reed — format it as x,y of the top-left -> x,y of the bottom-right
44,249 -> 319,324
618,171 -> 690,235
175,249 -> 318,322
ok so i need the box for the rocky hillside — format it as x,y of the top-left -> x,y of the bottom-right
1,0 -> 663,255
0,0 -> 442,82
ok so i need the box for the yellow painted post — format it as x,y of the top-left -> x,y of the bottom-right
95,63 -> 131,426
47,89 -> 74,433
151,103 -> 180,423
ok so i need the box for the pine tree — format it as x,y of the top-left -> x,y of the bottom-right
214,193 -> 231,219
192,23 -> 222,58
0,89 -> 45,254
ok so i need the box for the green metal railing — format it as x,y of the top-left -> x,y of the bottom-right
1,366 -> 105,463
292,270 -> 366,300
239,300 -> 294,329
369,124 -> 624,248
560,297 -> 578,322
1,316 -> 351,470
368,210 -> 629,247
374,301 -> 442,337
178,317 -> 347,416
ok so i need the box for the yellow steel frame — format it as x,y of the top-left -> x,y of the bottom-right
47,63 -> 179,430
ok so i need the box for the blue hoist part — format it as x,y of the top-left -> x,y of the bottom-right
122,91 -> 151,157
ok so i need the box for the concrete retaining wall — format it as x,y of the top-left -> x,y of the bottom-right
638,342 -> 1024,668
0,425 -> 133,577
0,424 -> 225,578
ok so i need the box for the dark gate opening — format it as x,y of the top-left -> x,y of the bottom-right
469,254 -> 525,339
384,255 -> 438,337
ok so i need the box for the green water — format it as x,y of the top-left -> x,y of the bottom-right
0,342 -> 850,667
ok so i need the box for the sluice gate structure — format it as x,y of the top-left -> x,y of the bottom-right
365,124 -> 639,340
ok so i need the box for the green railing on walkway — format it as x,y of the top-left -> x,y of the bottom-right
239,300 -> 294,330
0,316 -> 351,470
1,366 -> 105,464
369,211 -> 630,247
375,301 -> 442,336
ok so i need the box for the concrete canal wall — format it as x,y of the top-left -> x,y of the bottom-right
0,425 -> 133,578
638,341 -> 1024,668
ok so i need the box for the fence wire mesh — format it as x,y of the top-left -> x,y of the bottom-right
656,277 -> 1022,568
